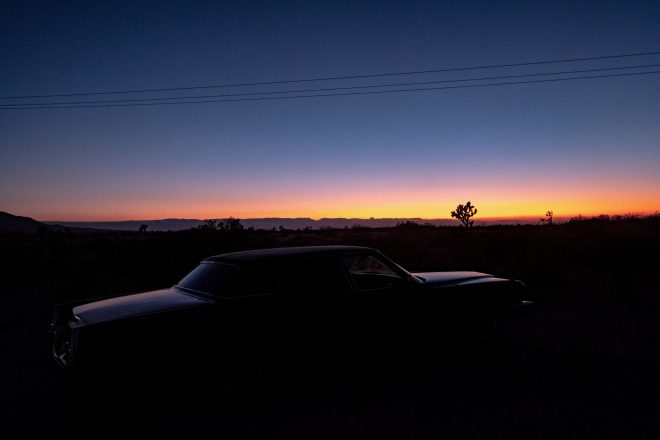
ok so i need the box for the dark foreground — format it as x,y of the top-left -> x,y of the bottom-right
1,219 -> 659,439
5,301 -> 660,439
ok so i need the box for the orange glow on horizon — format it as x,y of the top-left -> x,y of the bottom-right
15,174 -> 660,222
28,196 -> 659,222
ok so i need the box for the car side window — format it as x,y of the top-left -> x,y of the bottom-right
343,254 -> 405,292
280,256 -> 351,298
228,263 -> 277,297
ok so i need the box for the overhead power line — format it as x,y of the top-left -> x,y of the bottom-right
1,49 -> 660,100
2,70 -> 659,110
3,63 -> 658,108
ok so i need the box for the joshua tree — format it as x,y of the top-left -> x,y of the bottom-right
540,210 -> 554,225
451,201 -> 478,228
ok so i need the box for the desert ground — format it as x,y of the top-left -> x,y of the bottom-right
1,218 -> 659,439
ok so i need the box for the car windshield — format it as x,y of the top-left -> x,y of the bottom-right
175,262 -> 238,297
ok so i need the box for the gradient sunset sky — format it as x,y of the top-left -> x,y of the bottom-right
1,0 -> 659,221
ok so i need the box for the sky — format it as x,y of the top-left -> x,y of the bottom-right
1,0 -> 659,221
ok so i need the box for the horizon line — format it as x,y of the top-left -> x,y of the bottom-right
39,211 -> 655,223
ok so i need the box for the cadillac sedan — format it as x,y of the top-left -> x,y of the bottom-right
51,245 -> 531,393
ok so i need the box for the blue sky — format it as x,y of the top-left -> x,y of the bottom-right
1,0 -> 659,220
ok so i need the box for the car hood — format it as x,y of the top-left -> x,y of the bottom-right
72,288 -> 210,325
411,271 -> 496,287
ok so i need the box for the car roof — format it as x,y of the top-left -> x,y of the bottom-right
204,245 -> 375,264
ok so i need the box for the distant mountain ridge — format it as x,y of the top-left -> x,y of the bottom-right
41,216 -> 537,232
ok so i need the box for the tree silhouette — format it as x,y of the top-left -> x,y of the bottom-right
540,211 -> 553,225
198,219 -> 218,231
451,201 -> 478,228
222,217 -> 244,233
138,224 -> 148,233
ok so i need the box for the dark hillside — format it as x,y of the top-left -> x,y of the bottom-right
0,211 -> 101,234
0,211 -> 47,233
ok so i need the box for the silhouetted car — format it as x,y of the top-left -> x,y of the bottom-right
51,246 -> 531,392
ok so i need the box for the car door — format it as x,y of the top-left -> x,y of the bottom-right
213,262 -> 279,359
275,255 -> 357,358
341,253 -> 412,347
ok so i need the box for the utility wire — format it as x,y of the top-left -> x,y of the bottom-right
2,70 -> 659,110
2,49 -> 660,100
3,63 -> 658,107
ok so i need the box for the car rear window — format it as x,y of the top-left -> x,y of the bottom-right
176,262 -> 238,296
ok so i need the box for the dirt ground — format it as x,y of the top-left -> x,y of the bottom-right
2,286 -> 659,439
1,222 -> 659,438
